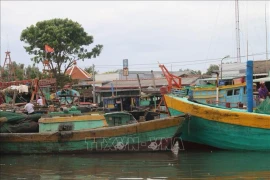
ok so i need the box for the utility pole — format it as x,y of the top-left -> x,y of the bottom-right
221,55 -> 230,80
92,64 -> 96,103
136,74 -> 142,95
151,70 -> 156,89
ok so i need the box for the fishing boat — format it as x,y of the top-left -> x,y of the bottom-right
164,95 -> 270,150
161,61 -> 270,151
0,111 -> 184,154
103,95 -> 164,121
187,80 -> 248,108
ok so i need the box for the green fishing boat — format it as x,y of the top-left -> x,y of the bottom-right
162,61 -> 270,151
164,95 -> 270,151
0,111 -> 184,154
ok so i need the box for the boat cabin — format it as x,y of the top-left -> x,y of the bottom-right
38,114 -> 108,133
38,111 -> 138,133
104,112 -> 137,127
103,95 -> 141,111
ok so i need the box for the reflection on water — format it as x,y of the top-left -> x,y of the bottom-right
1,151 -> 270,179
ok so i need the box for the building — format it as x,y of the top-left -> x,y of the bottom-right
65,61 -> 92,81
220,60 -> 270,79
118,70 -> 186,80
95,77 -> 200,103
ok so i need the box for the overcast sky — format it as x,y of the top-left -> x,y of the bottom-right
1,1 -> 269,73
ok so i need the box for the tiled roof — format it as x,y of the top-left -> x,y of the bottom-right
65,65 -> 92,80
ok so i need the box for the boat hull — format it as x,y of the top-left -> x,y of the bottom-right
164,94 -> 270,151
0,116 -> 183,154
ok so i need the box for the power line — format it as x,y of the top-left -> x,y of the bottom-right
95,52 -> 268,68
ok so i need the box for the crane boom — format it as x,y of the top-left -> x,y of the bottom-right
159,64 -> 181,92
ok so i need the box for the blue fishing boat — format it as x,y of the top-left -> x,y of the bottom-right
188,80 -> 247,108
56,88 -> 80,105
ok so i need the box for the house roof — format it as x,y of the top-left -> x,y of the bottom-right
98,77 -> 199,89
65,64 -> 92,80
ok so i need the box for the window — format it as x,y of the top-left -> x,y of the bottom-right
118,119 -> 122,125
227,90 -> 233,96
113,117 -> 122,126
234,89 -> 240,95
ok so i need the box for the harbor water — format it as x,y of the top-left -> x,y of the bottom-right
1,151 -> 270,179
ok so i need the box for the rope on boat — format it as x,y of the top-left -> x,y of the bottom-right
185,113 -> 191,135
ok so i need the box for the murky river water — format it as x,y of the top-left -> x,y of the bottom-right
0,151 -> 270,179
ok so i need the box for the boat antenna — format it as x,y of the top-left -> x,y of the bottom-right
265,1 -> 268,60
235,0 -> 241,63
246,0 -> 249,62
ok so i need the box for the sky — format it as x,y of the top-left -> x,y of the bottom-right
1,1 -> 269,74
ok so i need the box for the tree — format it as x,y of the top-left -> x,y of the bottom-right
205,64 -> 219,75
13,62 -> 24,80
20,18 -> 103,87
179,68 -> 201,75
0,63 -> 42,81
25,65 -> 42,79
103,69 -> 121,74
84,66 -> 98,75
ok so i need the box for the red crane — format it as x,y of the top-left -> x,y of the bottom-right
159,64 -> 181,92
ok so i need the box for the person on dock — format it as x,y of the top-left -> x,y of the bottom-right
258,81 -> 269,102
37,96 -> 44,106
0,92 -> 5,105
73,93 -> 79,105
24,100 -> 35,115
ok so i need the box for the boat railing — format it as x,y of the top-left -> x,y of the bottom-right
206,100 -> 247,109
171,89 -> 187,98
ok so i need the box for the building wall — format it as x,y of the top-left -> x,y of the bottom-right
220,62 -> 246,77
95,73 -> 120,81
118,71 -> 163,80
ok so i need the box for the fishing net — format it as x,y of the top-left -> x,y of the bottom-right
254,97 -> 270,115
0,111 -> 41,133
0,111 -> 41,123
0,111 -> 27,123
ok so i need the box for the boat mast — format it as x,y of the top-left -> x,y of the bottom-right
235,0 -> 241,63
265,1 -> 269,60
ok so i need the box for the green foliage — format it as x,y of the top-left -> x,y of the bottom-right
179,68 -> 202,75
55,73 -> 73,89
84,66 -> 98,74
20,18 -> 103,81
103,69 -> 120,74
0,62 -> 42,81
25,65 -> 42,79
205,64 -> 219,75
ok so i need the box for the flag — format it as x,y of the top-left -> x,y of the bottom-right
45,45 -> 54,53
